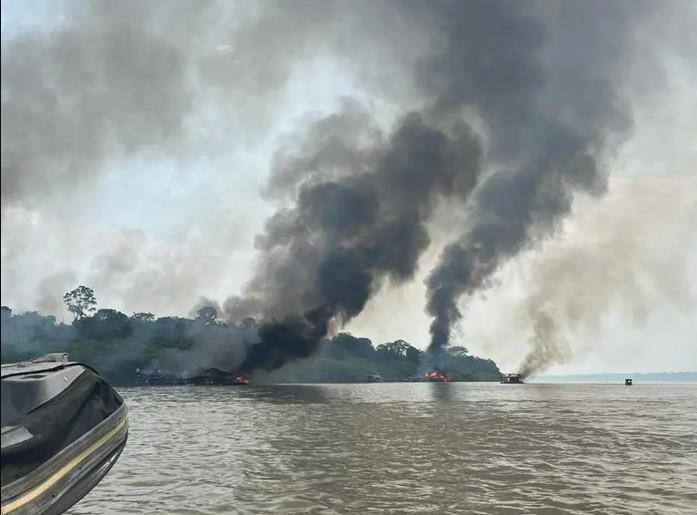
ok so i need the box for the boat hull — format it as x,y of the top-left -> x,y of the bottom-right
2,356 -> 128,515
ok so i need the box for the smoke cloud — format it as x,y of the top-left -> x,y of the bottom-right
518,178 -> 697,377
0,0 -> 363,209
0,0 -> 381,317
2,1 -> 192,208
230,1 -> 678,373
3,0 -> 691,375
425,1 -> 643,351
35,270 -> 78,317
228,100 -> 483,371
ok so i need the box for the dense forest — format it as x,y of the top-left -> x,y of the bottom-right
1,286 -> 502,385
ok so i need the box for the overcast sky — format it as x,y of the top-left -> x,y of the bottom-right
2,0 -> 695,374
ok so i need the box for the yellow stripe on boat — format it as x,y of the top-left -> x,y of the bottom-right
1,418 -> 128,514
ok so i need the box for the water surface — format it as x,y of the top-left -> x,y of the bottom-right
71,383 -> 697,514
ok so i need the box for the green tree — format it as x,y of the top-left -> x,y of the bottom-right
449,346 -> 469,357
406,345 -> 422,363
131,312 -> 155,323
63,285 -> 97,320
377,340 -> 413,357
75,309 -> 131,339
329,333 -> 375,359
96,309 -> 131,338
196,306 -> 218,326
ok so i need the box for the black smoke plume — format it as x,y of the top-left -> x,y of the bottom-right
425,1 -> 642,355
2,1 -> 677,375
238,1 -> 653,372
232,103 -> 483,371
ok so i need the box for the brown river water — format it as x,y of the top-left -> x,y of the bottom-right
69,383 -> 697,514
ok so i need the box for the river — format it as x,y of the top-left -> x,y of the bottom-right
69,382 -> 697,514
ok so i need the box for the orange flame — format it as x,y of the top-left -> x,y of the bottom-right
425,369 -> 448,382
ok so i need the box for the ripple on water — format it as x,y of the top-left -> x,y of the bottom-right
68,383 -> 697,514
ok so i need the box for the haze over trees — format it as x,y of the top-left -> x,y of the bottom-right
0,285 -> 501,384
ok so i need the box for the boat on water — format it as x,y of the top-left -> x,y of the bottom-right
134,367 -> 183,386
233,375 -> 251,386
501,373 -> 524,384
425,370 -> 449,382
1,354 -> 128,515
186,367 -> 251,386
135,366 -> 251,386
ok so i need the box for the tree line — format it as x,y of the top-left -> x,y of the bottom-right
1,286 -> 502,384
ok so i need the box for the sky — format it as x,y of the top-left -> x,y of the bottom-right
1,0 -> 696,374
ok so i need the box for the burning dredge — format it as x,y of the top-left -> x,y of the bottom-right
425,369 -> 449,382
500,373 -> 524,384
135,367 -> 250,386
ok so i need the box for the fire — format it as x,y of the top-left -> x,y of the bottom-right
425,369 -> 448,382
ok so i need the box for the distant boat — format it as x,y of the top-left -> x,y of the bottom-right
1,354 -> 128,515
625,378 -> 633,386
367,374 -> 384,383
501,373 -> 524,384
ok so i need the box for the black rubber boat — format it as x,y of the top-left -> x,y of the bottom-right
1,354 -> 128,515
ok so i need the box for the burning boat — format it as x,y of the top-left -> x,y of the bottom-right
425,370 -> 449,382
133,367 -> 251,386
500,373 -> 524,384
187,367 -> 249,386
1,354 -> 128,515
233,375 -> 251,385
135,367 -> 183,385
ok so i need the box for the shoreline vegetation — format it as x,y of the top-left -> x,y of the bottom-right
0,286 -> 502,386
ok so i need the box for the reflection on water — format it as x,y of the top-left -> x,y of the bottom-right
428,382 -> 456,403
237,384 -> 330,404
70,383 -> 697,514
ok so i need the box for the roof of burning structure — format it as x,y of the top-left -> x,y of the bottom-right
194,367 -> 236,378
